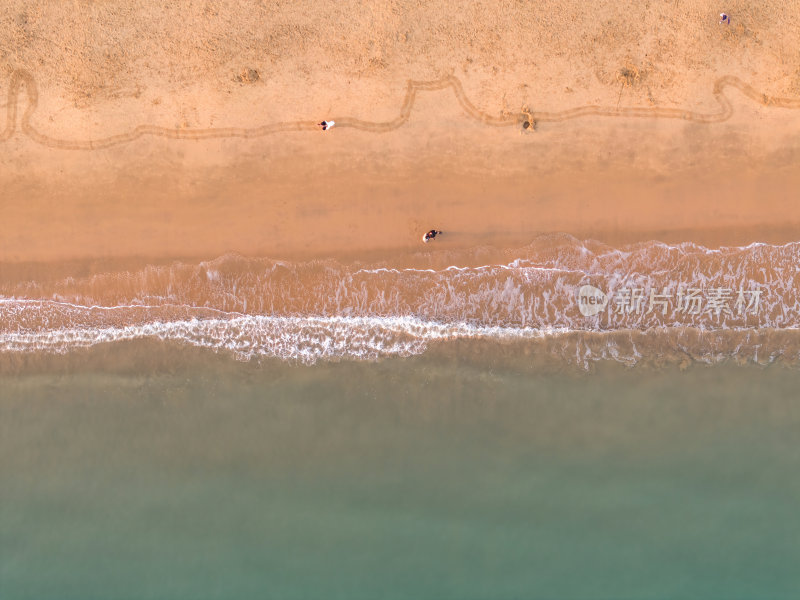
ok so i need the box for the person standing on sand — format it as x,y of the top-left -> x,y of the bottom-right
422,230 -> 442,243
318,120 -> 335,131
719,13 -> 730,24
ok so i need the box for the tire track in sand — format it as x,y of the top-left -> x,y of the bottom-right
2,70 -> 800,150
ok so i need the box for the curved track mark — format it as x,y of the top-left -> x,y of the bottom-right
2,71 -> 800,150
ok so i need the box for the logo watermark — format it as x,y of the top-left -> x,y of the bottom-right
577,285 -> 609,317
577,285 -> 762,317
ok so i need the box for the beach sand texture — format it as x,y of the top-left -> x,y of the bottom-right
1,0 -> 800,267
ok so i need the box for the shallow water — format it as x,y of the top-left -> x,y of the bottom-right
3,236 -> 800,597
2,345 -> 800,599
3,235 -> 799,367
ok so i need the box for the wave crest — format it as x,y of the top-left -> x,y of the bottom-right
3,235 -> 800,365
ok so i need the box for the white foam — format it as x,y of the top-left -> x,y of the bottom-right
0,314 -> 567,363
3,236 -> 800,366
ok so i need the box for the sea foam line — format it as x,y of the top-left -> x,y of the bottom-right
4,312 -> 800,367
0,314 -> 568,363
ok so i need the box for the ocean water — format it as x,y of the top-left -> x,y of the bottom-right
3,236 -> 800,598
2,348 -> 800,599
3,235 -> 800,367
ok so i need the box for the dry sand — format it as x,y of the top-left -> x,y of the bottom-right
2,0 -> 800,272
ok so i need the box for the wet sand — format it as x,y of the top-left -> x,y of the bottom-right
3,115 -> 800,269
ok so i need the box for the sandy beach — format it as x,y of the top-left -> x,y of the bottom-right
2,0 -> 800,271
6,4 -> 800,599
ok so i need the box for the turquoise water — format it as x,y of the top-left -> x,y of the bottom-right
2,345 -> 800,599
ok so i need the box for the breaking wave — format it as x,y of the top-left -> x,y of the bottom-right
2,234 -> 800,366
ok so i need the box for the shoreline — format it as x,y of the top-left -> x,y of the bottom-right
3,217 -> 800,283
3,155 -> 800,270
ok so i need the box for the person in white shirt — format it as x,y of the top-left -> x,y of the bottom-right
318,120 -> 336,131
